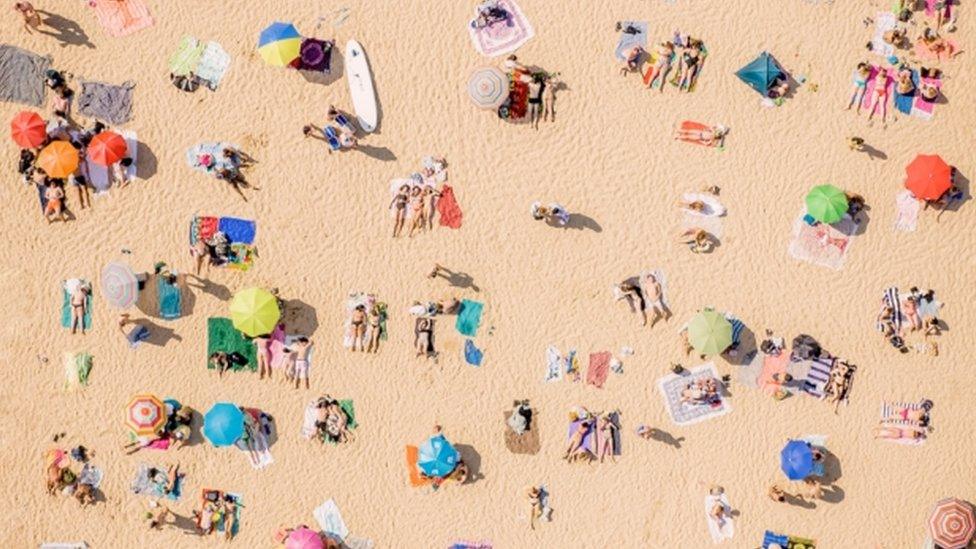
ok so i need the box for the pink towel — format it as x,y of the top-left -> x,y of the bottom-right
757,353 -> 789,395
913,77 -> 941,116
267,325 -> 287,369
146,438 -> 171,450
914,40 -> 959,61
586,352 -> 611,388
91,0 -> 155,37
861,67 -> 893,110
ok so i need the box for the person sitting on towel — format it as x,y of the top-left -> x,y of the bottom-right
507,400 -> 533,435
471,1 -> 507,28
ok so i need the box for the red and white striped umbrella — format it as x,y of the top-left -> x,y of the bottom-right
125,394 -> 166,437
929,498 -> 976,549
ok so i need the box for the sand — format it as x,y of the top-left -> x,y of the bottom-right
1,0 -> 975,547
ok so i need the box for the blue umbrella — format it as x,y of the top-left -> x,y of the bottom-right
418,434 -> 459,478
735,51 -> 785,95
203,402 -> 244,447
780,440 -> 814,480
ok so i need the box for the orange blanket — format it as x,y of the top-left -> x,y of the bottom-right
677,120 -> 716,147
92,0 -> 154,38
405,446 -> 432,487
757,352 -> 790,395
437,185 -> 463,229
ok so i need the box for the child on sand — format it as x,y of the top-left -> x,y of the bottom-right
14,2 -> 42,33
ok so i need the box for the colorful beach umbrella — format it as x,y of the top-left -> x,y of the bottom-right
805,184 -> 848,224
203,402 -> 245,447
780,440 -> 815,480
417,433 -> 459,478
467,67 -> 507,109
36,141 -> 79,178
125,394 -> 166,437
87,131 -> 128,166
230,288 -> 280,337
258,22 -> 302,66
100,262 -> 139,309
10,111 -> 46,148
687,309 -> 733,356
285,527 -> 324,549
929,498 -> 976,549
735,51 -> 785,95
905,154 -> 952,200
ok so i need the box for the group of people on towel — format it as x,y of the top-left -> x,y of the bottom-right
563,406 -> 619,464
389,156 -> 448,238
193,490 -> 240,539
877,286 -> 942,354
44,445 -> 100,506
874,399 -> 933,442
312,395 -> 355,444
408,290 -> 460,359
680,376 -> 721,406
620,31 -> 705,93
614,272 -> 670,327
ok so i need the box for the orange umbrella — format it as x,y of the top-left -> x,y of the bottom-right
87,131 -> 127,166
36,141 -> 79,178
905,154 -> 952,201
10,111 -> 46,148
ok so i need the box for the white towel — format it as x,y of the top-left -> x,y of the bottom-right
544,345 -> 563,382
314,499 -> 349,540
681,193 -> 726,217
871,12 -> 897,58
894,190 -> 920,232
301,400 -> 318,440
705,493 -> 734,543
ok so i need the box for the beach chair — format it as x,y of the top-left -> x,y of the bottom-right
322,126 -> 342,152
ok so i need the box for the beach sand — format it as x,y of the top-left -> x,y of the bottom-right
1,0 -> 975,547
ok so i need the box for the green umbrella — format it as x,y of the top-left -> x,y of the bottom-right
805,184 -> 848,224
229,288 -> 280,337
687,309 -> 733,356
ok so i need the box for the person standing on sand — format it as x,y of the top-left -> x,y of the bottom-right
291,337 -> 313,389
542,75 -> 559,122
13,2 -> 42,33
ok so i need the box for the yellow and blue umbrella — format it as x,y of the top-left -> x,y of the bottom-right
418,434 -> 459,478
258,22 -> 302,67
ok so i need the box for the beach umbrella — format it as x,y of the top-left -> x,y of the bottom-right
100,262 -> 139,309
905,154 -> 952,200
230,288 -> 280,337
467,67 -> 508,109
780,440 -> 814,480
258,22 -> 302,66
805,184 -> 848,224
36,141 -> 79,178
687,309 -> 733,356
929,498 -> 976,549
10,111 -> 46,148
203,402 -> 244,447
417,433 -> 459,478
125,394 -> 166,437
285,527 -> 324,549
87,131 -> 128,166
299,38 -> 331,72
735,51 -> 785,95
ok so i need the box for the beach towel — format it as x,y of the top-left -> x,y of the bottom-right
669,43 -> 708,91
196,41 -> 231,90
464,339 -> 484,366
615,21 -> 648,61
914,39 -> 959,61
236,420 -> 274,469
787,212 -> 857,271
800,355 -> 834,398
450,542 -> 492,549
757,352 -> 791,396
270,333 -> 305,370
169,37 -> 204,77
567,418 -> 596,454
705,493 -> 735,543
438,185 -> 463,229
131,464 -> 183,500
90,0 -> 154,37
456,300 -> 484,337
77,81 -> 135,126
594,412 -> 622,457
217,217 -> 256,244
676,121 -> 723,148
87,129 -> 138,192
544,345 -> 564,382
405,445 -> 433,487
913,77 -> 942,120
77,464 -> 103,489
158,277 -> 181,320
63,352 -> 93,390
586,351 -> 611,388
213,492 -> 242,536
894,70 -> 918,115
657,363 -> 731,425
314,499 -> 349,540
0,45 -> 51,106
894,191 -> 920,232
206,317 -> 257,371
870,12 -> 896,58
467,0 -> 535,57
60,285 -> 92,331
301,401 -> 318,440
877,287 -> 903,334
186,142 -> 241,173
503,411 -> 540,454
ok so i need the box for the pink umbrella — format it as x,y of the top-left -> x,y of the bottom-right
286,527 -> 324,549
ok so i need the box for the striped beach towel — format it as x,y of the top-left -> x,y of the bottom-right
728,316 -> 745,345
877,287 -> 902,333
881,400 -> 929,424
802,356 -> 834,398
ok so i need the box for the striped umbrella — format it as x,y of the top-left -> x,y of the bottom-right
125,394 -> 166,437
929,498 -> 975,549
101,262 -> 139,309
258,22 -> 302,66
37,141 -> 79,178
87,131 -> 128,166
467,67 -> 507,109
10,111 -> 47,148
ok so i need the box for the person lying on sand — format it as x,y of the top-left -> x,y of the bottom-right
620,45 -> 643,76
564,419 -> 593,460
677,228 -> 714,253
69,283 -> 89,334
350,305 -> 367,352
887,400 -> 933,425
597,412 -> 617,463
847,63 -> 872,111
408,186 -> 426,237
390,183 -> 409,237
673,124 -> 728,146
616,282 -> 646,326
676,39 -> 703,92
415,317 -> 434,358
874,424 -> 927,440
641,273 -> 670,326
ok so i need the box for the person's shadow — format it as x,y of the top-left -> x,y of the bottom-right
141,319 -> 183,347
435,269 -> 480,292
187,276 -> 233,301
548,213 -> 602,232
648,428 -> 685,449
37,11 -> 95,49
860,143 -> 887,160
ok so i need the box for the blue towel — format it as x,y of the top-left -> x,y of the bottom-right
894,70 -> 918,115
455,299 -> 484,337
763,531 -> 789,549
464,339 -> 483,366
729,318 -> 745,345
323,126 -> 341,151
218,217 -> 256,244
60,289 -> 92,330
127,324 -> 150,347
614,21 -> 648,61
158,280 -> 181,320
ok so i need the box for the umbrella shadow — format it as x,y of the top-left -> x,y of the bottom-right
184,409 -> 206,449
850,206 -> 871,236
36,11 -> 95,49
939,170 -> 970,218
136,140 -> 159,180
355,143 -> 396,162
455,444 -> 484,485
281,299 -> 320,337
299,43 -> 344,87
723,325 -> 757,366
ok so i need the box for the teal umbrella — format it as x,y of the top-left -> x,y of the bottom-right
805,184 -> 848,224
203,402 -> 244,447
417,434 -> 459,478
735,51 -> 785,95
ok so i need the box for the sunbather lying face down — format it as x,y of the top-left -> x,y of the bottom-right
873,425 -> 925,440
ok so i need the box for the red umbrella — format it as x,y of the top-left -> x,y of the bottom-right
87,131 -> 128,166
905,154 -> 952,200
929,498 -> 975,549
10,111 -> 46,148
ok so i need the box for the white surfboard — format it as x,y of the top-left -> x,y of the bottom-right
345,40 -> 378,133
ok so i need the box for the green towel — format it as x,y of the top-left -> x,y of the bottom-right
206,317 -> 257,371
323,400 -> 358,445
76,352 -> 92,385
169,36 -> 204,76
455,299 -> 484,337
60,289 -> 92,330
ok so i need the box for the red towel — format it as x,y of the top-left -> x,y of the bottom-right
437,185 -> 463,229
197,216 -> 219,241
587,351 -> 611,388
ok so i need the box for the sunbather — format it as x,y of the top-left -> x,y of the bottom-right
767,75 -> 789,99
676,40 -> 703,91
620,45 -> 643,76
873,424 -> 926,440
255,335 -> 271,380
415,317 -> 433,358
390,184 -> 409,237
895,68 -> 915,95
111,157 -> 132,189
673,124 -> 728,147
641,273 -> 670,326
222,496 -> 237,540
564,418 -> 593,460
596,413 -> 617,463
677,228 -> 714,253
350,305 -> 367,352
847,63 -> 872,111
542,75 -> 559,122
145,499 -> 171,529
644,42 -> 674,91
422,186 -> 440,230
919,75 -> 940,102
471,0 -> 507,29
290,337 -> 312,389
902,296 -> 921,331
616,282 -> 646,326
887,400 -> 933,426
868,67 -> 891,125
408,186 -> 426,237
526,486 -> 543,530
44,181 -> 67,223
69,283 -> 89,334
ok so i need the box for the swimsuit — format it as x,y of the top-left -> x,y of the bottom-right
294,359 -> 309,379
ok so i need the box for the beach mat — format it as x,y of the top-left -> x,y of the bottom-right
90,0 -> 155,38
63,351 -> 93,390
130,464 -> 183,500
218,217 -> 257,244
0,44 -> 51,106
870,12 -> 896,58
614,21 -> 648,61
586,351 -> 611,388
158,277 -> 181,320
169,36 -> 204,77
893,70 -> 918,115
206,317 -> 256,371
314,499 -> 349,540
503,411 -> 540,455
196,41 -> 231,90
894,190 -> 920,232
464,339 -> 483,366
676,120 -> 722,148
860,66 -> 892,111
467,0 -> 535,57
657,363 -> 731,426
787,212 -> 857,271
913,77 -> 941,119
77,80 -> 135,125
437,184 -> 463,228
567,418 -> 596,454
405,445 -> 432,487
60,288 -> 92,331
456,299 -> 484,337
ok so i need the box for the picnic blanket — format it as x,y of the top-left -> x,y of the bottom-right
60,282 -> 92,331
503,411 -> 540,454
586,351 -> 611,388
158,277 -> 182,320
913,77 -> 941,120
130,464 -> 183,500
456,299 -> 484,337
0,45 -> 51,106
615,21 -> 648,61
314,499 -> 349,540
438,184 -> 463,229
63,351 -> 93,390
788,213 -> 857,270
870,12 -> 896,58
90,0 -> 154,37
894,191 -> 920,232
467,0 -> 535,57
206,317 -> 257,371
77,81 -> 135,125
657,363 -> 731,426
706,493 -> 735,543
